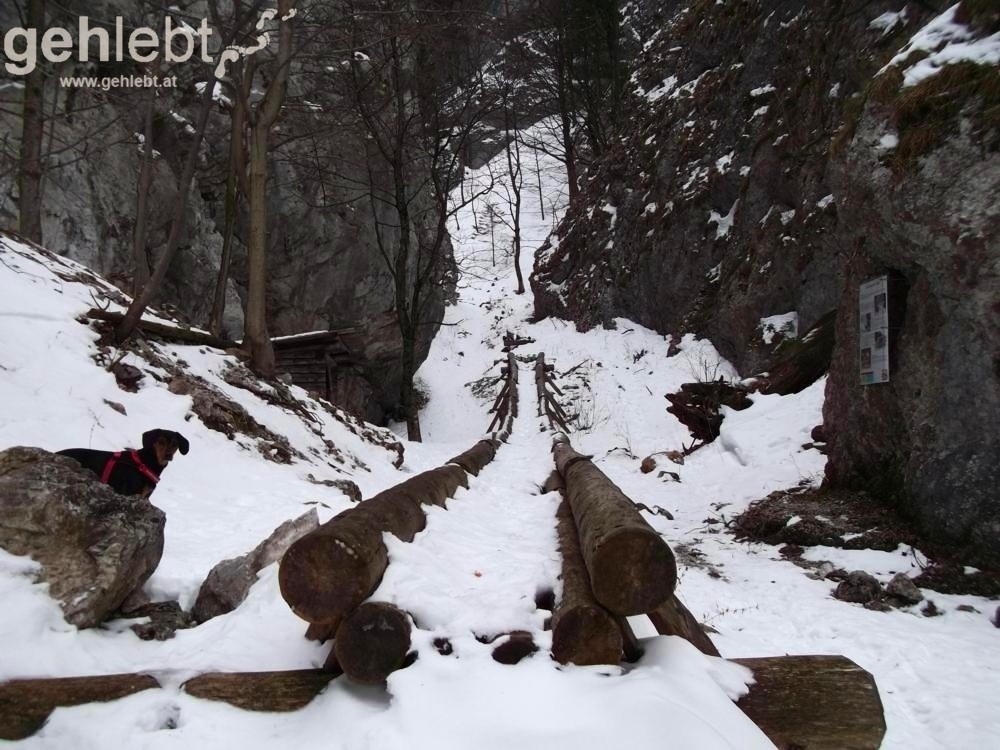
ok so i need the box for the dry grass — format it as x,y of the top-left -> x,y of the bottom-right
956,0 -> 1000,33
891,61 -> 1000,172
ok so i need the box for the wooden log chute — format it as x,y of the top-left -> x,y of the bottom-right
551,433 -> 677,616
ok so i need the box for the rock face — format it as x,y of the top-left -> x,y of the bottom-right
191,509 -> 319,623
530,0 -> 1000,563
0,447 -> 165,628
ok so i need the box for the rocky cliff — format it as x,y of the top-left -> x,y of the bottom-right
531,0 -> 1000,562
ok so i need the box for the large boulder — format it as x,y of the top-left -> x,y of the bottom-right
0,447 -> 165,628
191,509 -> 319,623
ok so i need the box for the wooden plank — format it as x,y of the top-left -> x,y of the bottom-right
0,673 -> 160,740
182,669 -> 339,712
733,655 -> 886,750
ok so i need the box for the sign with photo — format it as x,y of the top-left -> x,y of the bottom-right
859,276 -> 890,385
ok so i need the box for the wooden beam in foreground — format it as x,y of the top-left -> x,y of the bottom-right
0,669 -> 340,740
733,655 -> 886,750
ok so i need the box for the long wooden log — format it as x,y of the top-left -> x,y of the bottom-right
647,595 -> 720,657
551,499 -> 623,666
552,435 -> 677,615
334,602 -> 412,684
733,655 -> 886,750
0,673 -> 160,740
85,308 -> 235,349
280,459 -> 473,624
448,439 -> 497,476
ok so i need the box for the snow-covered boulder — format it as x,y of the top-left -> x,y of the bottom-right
0,447 -> 165,628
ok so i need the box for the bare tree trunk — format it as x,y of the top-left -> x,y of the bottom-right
131,63 -> 160,296
115,78 -> 216,342
243,124 -> 275,376
209,94 -> 246,338
241,0 -> 295,376
400,325 -> 422,442
18,0 -> 45,244
534,146 -> 545,221
504,95 -> 524,295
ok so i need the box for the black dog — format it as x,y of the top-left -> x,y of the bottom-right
58,429 -> 189,498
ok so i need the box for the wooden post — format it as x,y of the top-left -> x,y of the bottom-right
647,595 -> 720,657
334,602 -> 413,684
551,499 -> 623,666
552,434 -> 677,615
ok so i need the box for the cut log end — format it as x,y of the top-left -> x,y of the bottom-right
552,606 -> 623,666
334,602 -> 412,684
590,527 -> 677,615
278,535 -> 381,624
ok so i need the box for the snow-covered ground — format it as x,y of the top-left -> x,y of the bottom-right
1,116 -> 998,748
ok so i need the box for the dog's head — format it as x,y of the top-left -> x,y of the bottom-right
142,429 -> 190,468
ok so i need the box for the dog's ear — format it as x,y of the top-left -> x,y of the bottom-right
142,429 -> 162,452
172,431 -> 190,455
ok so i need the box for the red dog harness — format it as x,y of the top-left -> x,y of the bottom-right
100,450 -> 160,486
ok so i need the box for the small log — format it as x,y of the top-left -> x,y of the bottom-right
334,602 -> 412,684
182,669 -> 339,711
553,436 -> 677,615
647,595 -> 720,657
492,631 -> 537,664
733,655 -> 886,750
551,499 -> 623,666
0,673 -> 160,740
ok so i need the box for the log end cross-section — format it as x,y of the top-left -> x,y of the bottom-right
279,517 -> 389,625
334,602 -> 413,684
